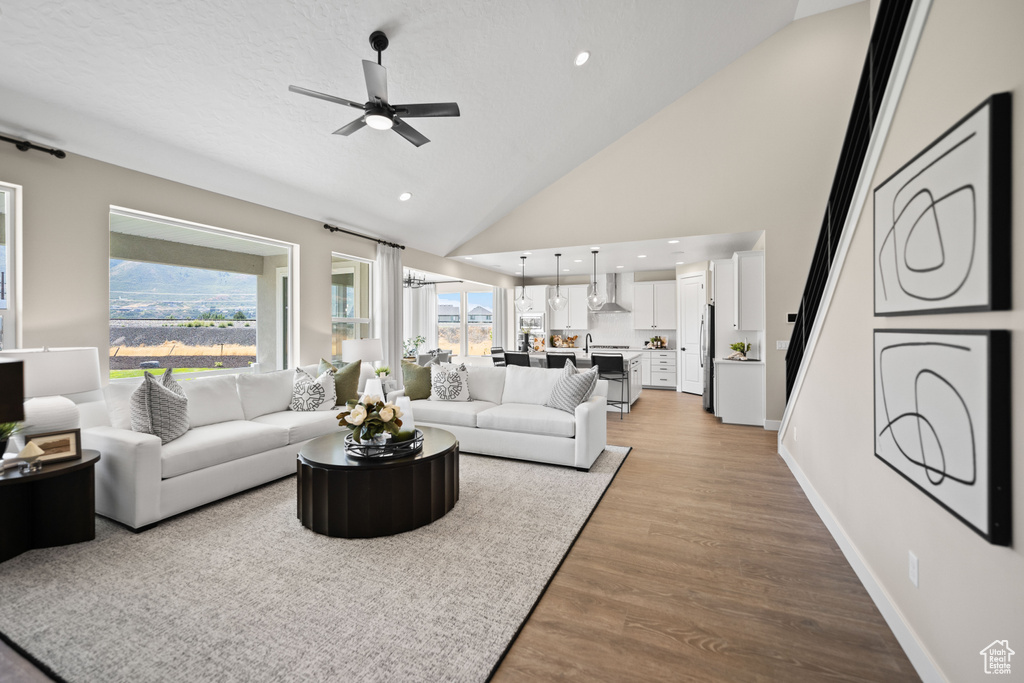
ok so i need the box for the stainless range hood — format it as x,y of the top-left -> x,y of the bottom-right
591,273 -> 630,314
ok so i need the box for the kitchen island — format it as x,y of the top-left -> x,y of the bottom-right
527,349 -> 643,412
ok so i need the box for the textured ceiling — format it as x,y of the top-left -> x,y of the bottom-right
0,1 -> 855,257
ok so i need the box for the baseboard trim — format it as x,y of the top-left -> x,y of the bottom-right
763,420 -> 781,431
777,443 -> 946,683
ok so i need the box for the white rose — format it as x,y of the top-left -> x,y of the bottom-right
345,404 -> 367,426
380,407 -> 394,422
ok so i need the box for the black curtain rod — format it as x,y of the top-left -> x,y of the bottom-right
323,223 -> 404,250
0,133 -> 66,159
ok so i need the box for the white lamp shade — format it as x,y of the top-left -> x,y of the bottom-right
341,338 -> 384,364
0,347 -> 102,397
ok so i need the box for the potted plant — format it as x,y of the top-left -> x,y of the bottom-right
403,335 -> 425,358
0,422 -> 21,455
374,365 -> 391,379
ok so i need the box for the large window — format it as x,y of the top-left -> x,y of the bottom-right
331,254 -> 372,360
0,183 -> 17,350
108,208 -> 292,379
437,288 -> 492,357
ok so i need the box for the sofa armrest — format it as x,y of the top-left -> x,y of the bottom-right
573,395 -> 608,470
82,426 -> 163,529
387,388 -> 407,403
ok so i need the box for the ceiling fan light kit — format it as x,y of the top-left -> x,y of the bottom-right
289,30 -> 460,147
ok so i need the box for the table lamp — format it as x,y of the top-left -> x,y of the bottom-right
0,347 -> 102,436
341,338 -> 384,366
0,358 -> 25,424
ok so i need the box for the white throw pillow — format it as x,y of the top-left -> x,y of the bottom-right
467,365 -> 506,404
430,363 -> 470,402
130,369 -> 190,444
291,367 -> 337,411
500,365 -> 562,406
236,369 -> 294,420
181,374 -> 246,428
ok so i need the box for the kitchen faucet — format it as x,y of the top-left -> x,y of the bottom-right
584,333 -> 593,353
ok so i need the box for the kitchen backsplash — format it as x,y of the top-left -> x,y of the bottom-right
549,272 -> 677,349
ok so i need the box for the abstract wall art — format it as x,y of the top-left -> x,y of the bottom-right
874,93 -> 1011,316
874,329 -> 1011,545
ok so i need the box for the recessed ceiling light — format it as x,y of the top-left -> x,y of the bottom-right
637,255 -> 647,258
563,269 -> 570,272
573,259 -> 583,263
574,51 -> 590,67
523,252 -> 532,255
590,246 -> 600,250
398,192 -> 412,201
464,256 -> 473,260
676,261 -> 685,265
668,240 -> 679,244
616,265 -> 624,269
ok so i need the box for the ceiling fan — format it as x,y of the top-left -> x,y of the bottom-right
289,31 -> 460,147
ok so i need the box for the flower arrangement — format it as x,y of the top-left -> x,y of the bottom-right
337,396 -> 404,443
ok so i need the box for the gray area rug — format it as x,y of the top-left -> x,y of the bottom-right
0,447 -> 629,683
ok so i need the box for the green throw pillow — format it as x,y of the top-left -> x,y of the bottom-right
319,358 -> 361,405
402,360 -> 432,400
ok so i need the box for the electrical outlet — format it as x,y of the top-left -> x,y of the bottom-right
776,340 -> 789,350
909,551 -> 919,587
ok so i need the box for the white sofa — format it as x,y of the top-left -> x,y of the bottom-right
391,364 -> 608,471
79,365 -> 372,530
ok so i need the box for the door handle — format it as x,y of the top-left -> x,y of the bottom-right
681,347 -> 685,351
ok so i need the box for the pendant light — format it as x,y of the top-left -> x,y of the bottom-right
586,248 -> 605,310
515,256 -> 533,313
547,253 -> 567,311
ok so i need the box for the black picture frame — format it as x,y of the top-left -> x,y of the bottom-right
873,329 -> 1011,545
873,92 -> 1012,316
23,427 -> 83,464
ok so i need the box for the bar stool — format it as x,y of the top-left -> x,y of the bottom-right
490,347 -> 506,367
591,353 -> 628,420
545,352 -> 576,369
503,351 -> 531,367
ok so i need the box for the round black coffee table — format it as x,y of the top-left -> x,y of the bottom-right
297,426 -> 459,538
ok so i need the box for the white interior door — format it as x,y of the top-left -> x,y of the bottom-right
678,273 -> 704,394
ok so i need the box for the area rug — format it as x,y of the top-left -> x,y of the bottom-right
0,447 -> 630,683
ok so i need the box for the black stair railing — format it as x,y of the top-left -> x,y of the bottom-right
786,0 -> 914,399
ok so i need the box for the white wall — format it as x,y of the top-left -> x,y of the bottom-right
0,146 -> 512,378
450,4 -> 870,422
782,2 -> 1024,680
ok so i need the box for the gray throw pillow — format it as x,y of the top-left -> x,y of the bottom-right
130,368 -> 189,444
545,363 -> 599,413
430,363 -> 470,402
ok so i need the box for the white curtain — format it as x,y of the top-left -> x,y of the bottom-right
492,286 -> 509,352
373,244 -> 404,388
402,280 -> 438,353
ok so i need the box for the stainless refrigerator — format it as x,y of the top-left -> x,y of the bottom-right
702,304 -> 714,412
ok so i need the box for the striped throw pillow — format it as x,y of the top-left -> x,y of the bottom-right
545,364 -> 599,413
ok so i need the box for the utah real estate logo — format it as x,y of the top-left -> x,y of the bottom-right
980,640 -> 1014,675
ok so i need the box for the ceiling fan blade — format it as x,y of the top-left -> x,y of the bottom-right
392,118 -> 430,147
332,117 -> 367,136
362,60 -> 388,103
288,85 -> 364,110
392,102 -> 461,118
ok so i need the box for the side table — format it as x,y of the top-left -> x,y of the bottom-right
0,449 -> 100,562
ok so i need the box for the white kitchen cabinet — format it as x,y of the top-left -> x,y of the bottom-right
711,259 -> 736,359
732,251 -> 764,331
640,353 -> 651,386
633,281 -> 677,329
639,349 -> 677,389
548,285 -> 588,330
514,285 -> 548,315
715,359 -> 764,426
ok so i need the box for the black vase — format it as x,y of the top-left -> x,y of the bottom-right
520,337 -> 531,352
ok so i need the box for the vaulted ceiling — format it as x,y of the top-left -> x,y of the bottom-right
0,0 -> 859,256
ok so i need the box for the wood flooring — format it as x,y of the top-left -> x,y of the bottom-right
492,389 -> 919,682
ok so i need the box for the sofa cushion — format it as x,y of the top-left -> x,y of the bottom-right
181,375 -> 245,428
105,379 -> 143,430
402,361 -> 432,400
477,403 -> 576,438
500,365 -> 562,406
467,365 -> 505,404
546,364 -> 599,414
430,363 -> 470,402
130,369 -> 190,444
251,410 -> 341,445
236,369 -> 294,420
160,420 -> 289,479
412,399 -> 497,428
302,362 -> 375,397
291,367 -> 336,411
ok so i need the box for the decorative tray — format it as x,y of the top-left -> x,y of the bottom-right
344,430 -> 424,459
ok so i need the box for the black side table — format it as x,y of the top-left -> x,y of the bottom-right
0,449 -> 100,563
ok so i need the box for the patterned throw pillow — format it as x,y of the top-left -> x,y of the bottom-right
560,360 -> 598,402
545,363 -> 599,414
130,369 -> 190,444
291,367 -> 337,411
430,363 -> 470,402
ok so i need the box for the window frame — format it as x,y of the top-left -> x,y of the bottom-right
0,181 -> 22,350
436,289 -> 493,357
331,253 -> 374,359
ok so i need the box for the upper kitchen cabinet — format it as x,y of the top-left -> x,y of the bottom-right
548,285 -> 589,329
732,251 -> 764,331
633,281 -> 677,329
514,285 -> 548,315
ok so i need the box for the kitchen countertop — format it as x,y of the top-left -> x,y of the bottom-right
714,357 -> 764,364
529,350 -> 643,362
